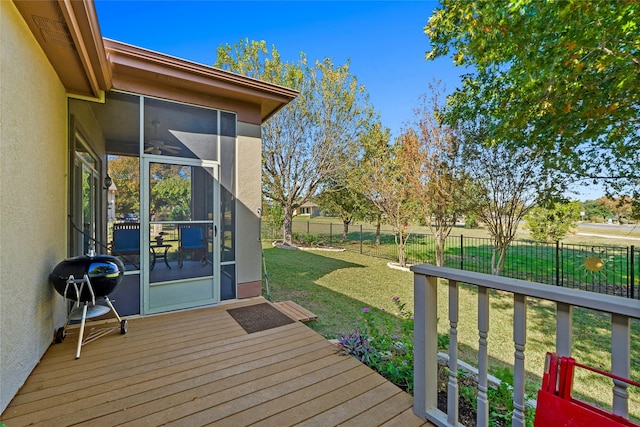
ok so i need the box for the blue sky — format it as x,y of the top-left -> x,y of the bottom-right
94,0 -> 464,139
94,1 -> 603,200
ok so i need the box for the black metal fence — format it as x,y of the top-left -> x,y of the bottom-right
262,221 -> 638,299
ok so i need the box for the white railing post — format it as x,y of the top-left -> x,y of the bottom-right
556,302 -> 573,357
413,273 -> 438,419
512,293 -> 527,427
611,313 -> 630,418
477,286 -> 490,427
413,272 -> 427,418
447,280 -> 459,426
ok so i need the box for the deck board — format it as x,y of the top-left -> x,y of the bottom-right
1,299 -> 431,426
297,382 -> 404,427
273,300 -> 318,322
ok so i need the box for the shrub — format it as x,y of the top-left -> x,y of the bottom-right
291,232 -> 318,247
464,213 -> 479,228
337,299 -> 534,425
337,298 -> 416,393
336,329 -> 377,364
523,201 -> 581,243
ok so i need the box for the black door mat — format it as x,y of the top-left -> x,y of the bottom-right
227,303 -> 295,334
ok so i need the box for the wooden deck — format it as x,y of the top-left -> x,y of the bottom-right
1,299 -> 431,426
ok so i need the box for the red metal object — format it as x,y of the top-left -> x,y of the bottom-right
534,352 -> 640,427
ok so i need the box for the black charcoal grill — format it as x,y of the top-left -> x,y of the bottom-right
50,251 -> 128,359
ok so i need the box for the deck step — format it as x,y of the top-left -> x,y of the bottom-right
273,300 -> 318,322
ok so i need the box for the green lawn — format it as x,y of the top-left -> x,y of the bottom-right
262,242 -> 640,420
285,218 -> 639,298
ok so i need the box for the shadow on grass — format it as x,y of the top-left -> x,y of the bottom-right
263,246 -> 639,417
262,245 -> 545,394
262,244 -> 385,338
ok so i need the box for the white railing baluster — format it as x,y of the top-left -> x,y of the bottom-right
512,293 -> 527,427
611,313 -> 630,418
477,286 -> 489,427
556,302 -> 572,357
447,279 -> 459,426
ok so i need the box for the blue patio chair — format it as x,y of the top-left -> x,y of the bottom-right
111,224 -> 140,269
178,225 -> 208,268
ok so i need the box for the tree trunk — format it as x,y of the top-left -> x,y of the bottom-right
435,236 -> 445,267
398,239 -> 406,267
375,217 -> 381,246
342,220 -> 350,241
395,230 -> 409,267
283,207 -> 294,245
491,245 -> 507,275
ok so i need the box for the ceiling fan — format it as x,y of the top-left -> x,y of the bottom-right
145,120 -> 180,155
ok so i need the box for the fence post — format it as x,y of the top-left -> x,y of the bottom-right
631,245 -> 635,299
360,224 -> 363,254
555,241 -> 560,287
460,235 -> 464,270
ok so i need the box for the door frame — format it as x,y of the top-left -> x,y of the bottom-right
70,127 -> 105,258
141,154 -> 220,314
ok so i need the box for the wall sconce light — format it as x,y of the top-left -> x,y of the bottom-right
104,174 -> 113,189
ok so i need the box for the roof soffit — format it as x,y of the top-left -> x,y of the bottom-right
13,0 -> 111,98
104,39 -> 298,123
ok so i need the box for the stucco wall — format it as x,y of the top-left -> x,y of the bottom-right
235,122 -> 262,295
0,2 -> 68,413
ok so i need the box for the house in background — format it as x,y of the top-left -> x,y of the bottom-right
0,0 -> 296,413
294,201 -> 320,217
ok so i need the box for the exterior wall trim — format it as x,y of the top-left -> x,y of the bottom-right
237,281 -> 263,299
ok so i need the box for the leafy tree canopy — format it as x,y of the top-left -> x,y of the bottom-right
591,195 -> 636,221
524,200 -> 581,243
581,199 -> 613,222
426,1 -> 640,198
401,83 -> 469,266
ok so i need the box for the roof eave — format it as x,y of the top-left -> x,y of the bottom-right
13,0 -> 112,99
104,39 -> 298,124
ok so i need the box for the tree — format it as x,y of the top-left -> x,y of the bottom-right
581,199 -> 613,223
108,155 -> 140,218
426,1 -> 640,200
593,195 -> 636,223
315,186 -> 371,241
215,39 -> 374,245
460,126 -> 567,275
402,84 -> 468,266
150,165 -> 191,221
358,122 -> 417,267
524,200 -> 581,243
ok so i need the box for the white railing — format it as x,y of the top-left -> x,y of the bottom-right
411,264 -> 640,427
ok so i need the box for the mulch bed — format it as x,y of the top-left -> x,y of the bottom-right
227,303 -> 295,334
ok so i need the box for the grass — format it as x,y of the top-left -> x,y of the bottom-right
285,218 -> 640,298
263,243 -> 415,338
262,242 -> 640,421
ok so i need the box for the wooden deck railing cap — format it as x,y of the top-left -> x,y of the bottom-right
410,264 -> 640,319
